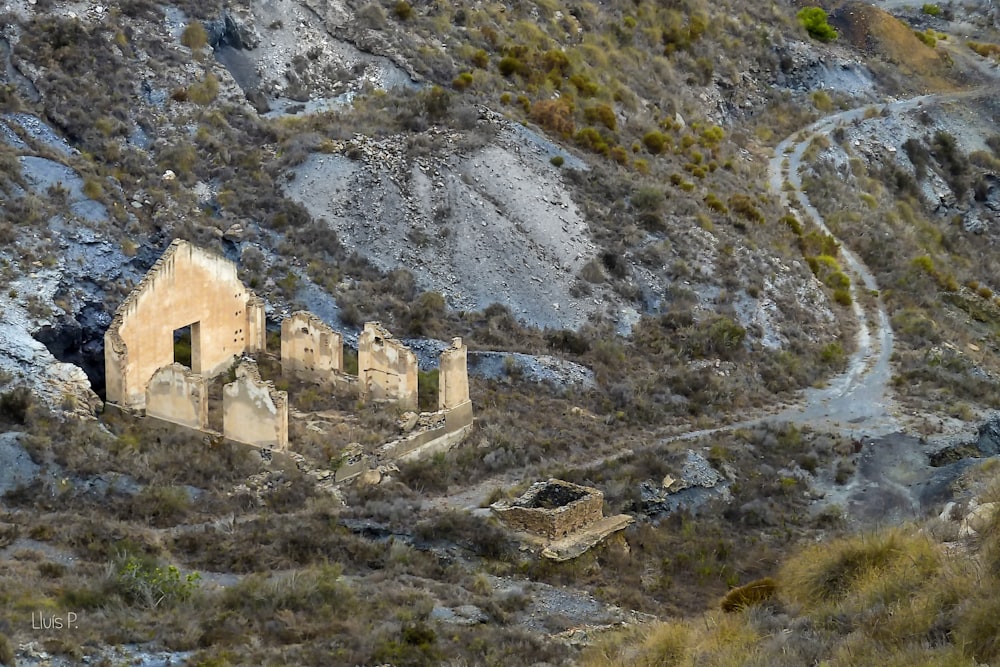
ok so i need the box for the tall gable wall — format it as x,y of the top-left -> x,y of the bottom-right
105,240 -> 265,408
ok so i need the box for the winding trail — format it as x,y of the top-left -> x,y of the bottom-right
429,106 -> 920,510
764,101 -> 930,437
430,38 -> 1000,510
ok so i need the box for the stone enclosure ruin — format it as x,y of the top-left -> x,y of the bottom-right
492,479 -> 634,561
104,240 -> 473,472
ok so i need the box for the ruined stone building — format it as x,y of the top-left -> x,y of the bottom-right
104,239 -> 473,473
105,239 -> 265,408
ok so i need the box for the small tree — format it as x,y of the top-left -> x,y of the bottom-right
797,7 -> 838,42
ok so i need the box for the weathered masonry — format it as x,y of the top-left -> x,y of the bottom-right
358,322 -> 418,409
105,239 -> 265,409
339,336 -> 474,482
281,311 -> 343,381
493,479 -> 604,539
144,364 -> 208,431
492,479 -> 634,561
223,360 -> 288,450
105,239 -> 473,476
438,337 -> 470,410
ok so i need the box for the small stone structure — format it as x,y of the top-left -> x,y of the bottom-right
492,479 -> 604,539
144,364 -> 208,430
358,322 -> 418,409
492,479 -> 634,561
281,311 -> 343,380
105,239 -> 265,409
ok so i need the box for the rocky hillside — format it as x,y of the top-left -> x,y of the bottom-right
0,0 -> 869,413
1,0 -> 1000,663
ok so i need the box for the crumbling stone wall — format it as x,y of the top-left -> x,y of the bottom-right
438,337 -> 470,410
281,311 -> 343,380
358,322 -> 418,409
223,360 -> 288,450
144,364 -> 208,430
105,240 -> 266,408
493,479 -> 604,539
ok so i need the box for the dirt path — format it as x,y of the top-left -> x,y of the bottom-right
765,101 -> 928,437
431,103 -> 978,511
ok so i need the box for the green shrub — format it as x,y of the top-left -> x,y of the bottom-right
824,270 -> 850,290
967,41 -> 1000,58
550,155 -> 565,167
584,103 -> 617,131
371,622 -> 444,665
498,56 -> 525,77
780,530 -> 937,606
417,369 -> 439,411
797,7 -> 838,42
392,0 -> 413,20
82,177 -> 103,199
911,254 -> 936,275
636,622 -> 690,664
60,585 -> 110,610
541,49 -> 571,76
0,633 -> 12,666
781,214 -> 803,236
811,90 -> 833,112
357,3 -> 388,29
632,186 -> 664,213
546,329 -> 591,354
575,127 -> 610,155
568,72 -> 600,96
452,71 -> 473,90
187,73 -> 219,105
642,130 -> 669,154
728,194 -> 764,224
955,593 -> 1000,663
181,21 -> 208,49
687,316 -> 747,359
820,341 -> 845,364
914,30 -> 937,48
126,485 -> 192,526
833,289 -> 852,306
704,193 -> 727,214
112,553 -> 201,608
921,3 -> 941,16
700,125 -> 725,148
